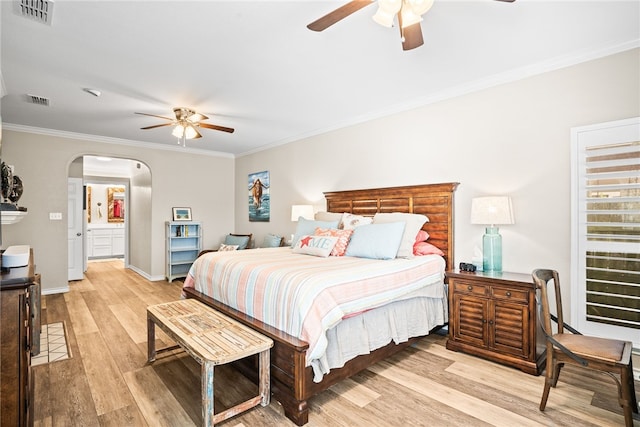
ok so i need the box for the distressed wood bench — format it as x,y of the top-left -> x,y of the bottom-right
147,298 -> 273,426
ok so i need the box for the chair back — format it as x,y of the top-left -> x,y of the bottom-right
532,269 -> 565,339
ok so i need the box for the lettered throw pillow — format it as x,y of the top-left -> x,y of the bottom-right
291,217 -> 339,247
314,227 -> 353,256
292,235 -> 338,257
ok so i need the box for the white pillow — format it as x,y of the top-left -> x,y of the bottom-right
292,235 -> 338,257
373,213 -> 428,258
314,211 -> 344,223
219,243 -> 239,251
340,213 -> 373,230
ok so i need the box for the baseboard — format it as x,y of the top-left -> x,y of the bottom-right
127,264 -> 164,282
42,286 -> 69,295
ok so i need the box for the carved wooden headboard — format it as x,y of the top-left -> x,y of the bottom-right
324,182 -> 459,270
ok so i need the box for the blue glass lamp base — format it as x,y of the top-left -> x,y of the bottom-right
483,227 -> 503,272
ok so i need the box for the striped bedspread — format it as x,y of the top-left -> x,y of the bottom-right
183,247 -> 445,366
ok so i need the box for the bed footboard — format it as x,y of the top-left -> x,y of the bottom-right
183,287 -> 430,426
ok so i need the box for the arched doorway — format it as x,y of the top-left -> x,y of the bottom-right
68,155 -> 151,281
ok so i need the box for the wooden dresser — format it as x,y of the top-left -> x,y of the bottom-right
1,249 -> 39,426
446,270 -> 545,375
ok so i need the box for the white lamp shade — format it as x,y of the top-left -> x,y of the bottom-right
291,205 -> 314,221
470,196 -> 515,225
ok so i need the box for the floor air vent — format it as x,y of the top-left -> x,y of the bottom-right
26,94 -> 50,107
14,0 -> 54,25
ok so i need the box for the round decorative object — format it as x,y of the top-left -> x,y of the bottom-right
1,162 -> 13,202
9,176 -> 23,203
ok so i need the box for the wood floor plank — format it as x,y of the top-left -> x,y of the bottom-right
122,366 -> 195,427
97,404 -> 149,427
108,302 -> 148,344
63,291 -> 99,336
368,360 -> 545,426
75,331 -> 134,416
328,377 -> 381,408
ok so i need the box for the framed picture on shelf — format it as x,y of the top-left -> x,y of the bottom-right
172,207 -> 192,221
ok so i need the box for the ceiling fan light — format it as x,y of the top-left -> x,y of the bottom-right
172,124 -> 185,138
400,5 -> 422,28
373,0 -> 402,27
184,124 -> 199,140
407,0 -> 434,16
372,8 -> 395,27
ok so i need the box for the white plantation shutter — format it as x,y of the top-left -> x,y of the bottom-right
572,118 -> 640,347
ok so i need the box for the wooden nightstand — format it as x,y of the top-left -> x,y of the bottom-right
445,270 -> 545,375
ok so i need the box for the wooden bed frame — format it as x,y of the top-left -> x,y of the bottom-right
183,182 -> 458,425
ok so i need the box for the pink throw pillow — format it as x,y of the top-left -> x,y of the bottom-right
415,230 -> 430,242
413,241 -> 444,256
314,227 -> 353,256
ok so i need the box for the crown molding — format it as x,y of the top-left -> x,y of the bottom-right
238,40 -> 640,158
2,123 -> 235,159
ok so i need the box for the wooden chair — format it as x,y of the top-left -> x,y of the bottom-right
532,269 -> 638,426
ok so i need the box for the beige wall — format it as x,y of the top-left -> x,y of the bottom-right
235,48 -> 640,317
1,131 -> 235,293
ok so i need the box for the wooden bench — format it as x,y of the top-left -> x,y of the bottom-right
147,299 -> 273,426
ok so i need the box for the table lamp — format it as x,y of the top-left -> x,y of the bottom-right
471,196 -> 515,272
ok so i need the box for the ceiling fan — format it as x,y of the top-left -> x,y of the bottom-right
135,107 -> 234,143
307,0 -> 515,51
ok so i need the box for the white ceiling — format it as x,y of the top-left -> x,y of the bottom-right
1,1 -> 639,157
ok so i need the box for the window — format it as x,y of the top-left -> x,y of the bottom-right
571,118 -> 640,347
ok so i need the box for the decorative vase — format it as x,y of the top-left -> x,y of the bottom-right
482,227 -> 503,272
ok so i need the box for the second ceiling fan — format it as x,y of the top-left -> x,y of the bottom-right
307,0 -> 515,51
135,107 -> 234,141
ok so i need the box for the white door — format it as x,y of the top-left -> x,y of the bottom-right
68,178 -> 84,281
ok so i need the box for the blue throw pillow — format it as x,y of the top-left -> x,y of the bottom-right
291,217 -> 339,247
224,234 -> 250,250
344,222 -> 406,260
262,234 -> 283,248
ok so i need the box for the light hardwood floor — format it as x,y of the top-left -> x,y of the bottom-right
33,260 -> 638,426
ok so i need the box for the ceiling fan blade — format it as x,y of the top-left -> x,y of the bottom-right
401,22 -> 424,51
307,0 -> 374,32
397,12 -> 424,51
197,122 -> 235,134
135,112 -> 174,121
140,123 -> 173,130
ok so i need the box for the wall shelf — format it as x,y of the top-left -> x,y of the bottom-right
165,221 -> 202,282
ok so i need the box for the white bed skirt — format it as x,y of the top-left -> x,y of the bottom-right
311,294 -> 447,382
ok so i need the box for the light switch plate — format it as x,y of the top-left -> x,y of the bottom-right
49,212 -> 62,220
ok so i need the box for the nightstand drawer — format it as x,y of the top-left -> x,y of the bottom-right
453,280 -> 488,297
491,287 -> 528,303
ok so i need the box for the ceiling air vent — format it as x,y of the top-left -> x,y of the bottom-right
14,0 -> 54,25
26,94 -> 50,107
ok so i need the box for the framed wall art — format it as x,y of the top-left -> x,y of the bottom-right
248,170 -> 270,222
